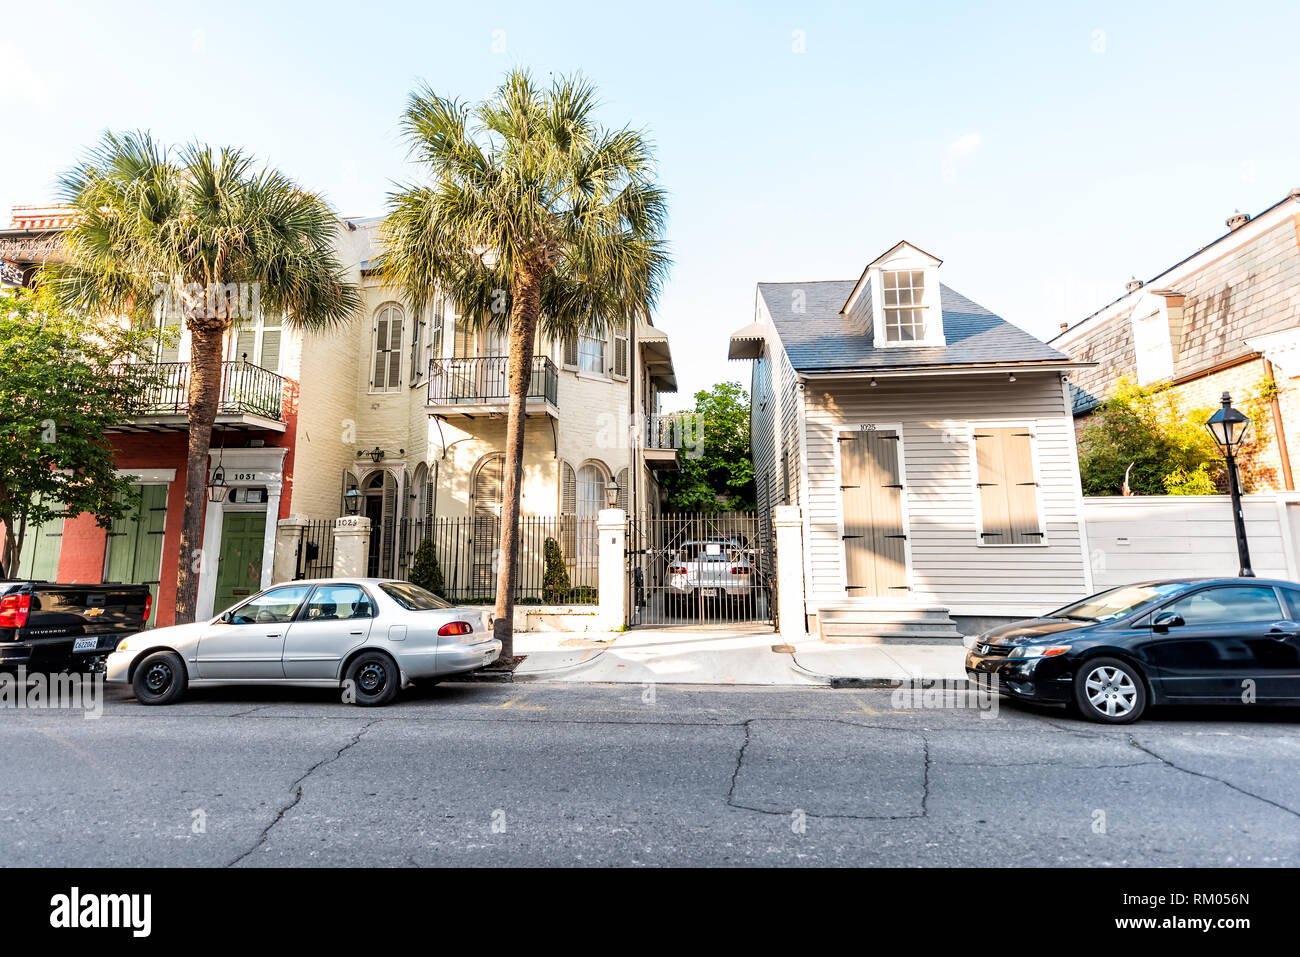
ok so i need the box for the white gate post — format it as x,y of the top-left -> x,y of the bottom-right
272,514 -> 308,584
333,516 -> 371,578
774,505 -> 807,640
597,508 -> 626,631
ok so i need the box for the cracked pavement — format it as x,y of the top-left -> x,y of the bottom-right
1,681 -> 1298,866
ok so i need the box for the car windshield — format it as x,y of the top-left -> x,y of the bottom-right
1051,583 -> 1185,623
379,581 -> 451,610
678,542 -> 738,563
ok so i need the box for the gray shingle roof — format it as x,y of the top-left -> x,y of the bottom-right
757,280 -> 1069,373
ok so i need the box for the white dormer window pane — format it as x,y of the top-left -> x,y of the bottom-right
883,270 -> 926,342
579,335 -> 605,373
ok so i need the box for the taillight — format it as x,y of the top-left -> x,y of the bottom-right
0,594 -> 31,629
438,620 -> 473,637
730,567 -> 749,575
670,566 -> 687,575
142,593 -> 152,623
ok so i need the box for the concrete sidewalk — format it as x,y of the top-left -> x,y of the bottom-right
511,627 -> 968,686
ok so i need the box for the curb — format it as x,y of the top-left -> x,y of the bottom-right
789,651 -> 972,690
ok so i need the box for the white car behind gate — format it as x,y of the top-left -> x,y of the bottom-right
105,579 -> 501,707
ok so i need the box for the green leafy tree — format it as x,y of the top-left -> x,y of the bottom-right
53,132 -> 361,621
409,538 -> 445,596
1078,377 -> 1224,495
380,70 -> 669,657
662,381 -> 755,512
0,287 -> 158,576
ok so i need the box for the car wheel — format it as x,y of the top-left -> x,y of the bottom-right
132,651 -> 187,706
344,651 -> 399,707
1073,656 -> 1147,724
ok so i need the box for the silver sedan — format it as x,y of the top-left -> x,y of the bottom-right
105,578 -> 502,706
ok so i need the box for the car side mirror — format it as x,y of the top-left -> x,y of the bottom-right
1153,611 -> 1185,632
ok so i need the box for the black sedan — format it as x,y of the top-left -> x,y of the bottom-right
965,577 -> 1300,723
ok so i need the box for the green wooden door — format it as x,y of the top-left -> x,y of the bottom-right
213,513 -> 267,616
104,485 -> 168,627
16,513 -> 63,582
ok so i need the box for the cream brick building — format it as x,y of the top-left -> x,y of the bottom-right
290,217 -> 681,584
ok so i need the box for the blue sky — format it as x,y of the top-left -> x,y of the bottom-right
4,1 -> 1298,407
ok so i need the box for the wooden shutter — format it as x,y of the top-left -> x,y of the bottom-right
563,335 -> 579,370
616,467 -> 629,513
235,328 -> 255,363
259,329 -> 281,372
839,430 -> 906,596
409,308 -> 424,383
472,455 -> 504,592
453,316 -> 475,358
560,460 -> 577,561
372,311 -> 389,390
613,323 -> 629,379
974,427 -> 1042,545
387,311 -> 403,389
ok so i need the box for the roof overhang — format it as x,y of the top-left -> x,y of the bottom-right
728,321 -> 767,360
637,319 -> 676,391
798,360 -> 1097,381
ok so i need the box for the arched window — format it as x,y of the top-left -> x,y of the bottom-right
471,453 -> 505,591
576,461 -> 609,562
371,303 -> 404,392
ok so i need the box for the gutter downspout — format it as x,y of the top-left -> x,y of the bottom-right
1262,358 -> 1294,491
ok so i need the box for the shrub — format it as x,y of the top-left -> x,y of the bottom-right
409,538 -> 445,596
542,536 -> 571,602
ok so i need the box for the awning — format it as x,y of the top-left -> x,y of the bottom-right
728,322 -> 766,360
637,320 -> 677,391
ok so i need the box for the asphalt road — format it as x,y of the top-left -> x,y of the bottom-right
2,680 -> 1299,867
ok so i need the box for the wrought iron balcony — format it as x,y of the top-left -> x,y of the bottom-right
426,355 -> 559,412
643,413 -> 693,470
111,360 -> 287,431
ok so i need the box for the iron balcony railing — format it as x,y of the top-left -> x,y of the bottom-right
128,360 -> 286,422
645,412 -> 693,450
426,355 -> 559,407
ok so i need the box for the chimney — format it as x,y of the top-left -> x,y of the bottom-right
1226,209 -> 1251,231
1125,277 -> 1143,294
1059,322 -> 1068,332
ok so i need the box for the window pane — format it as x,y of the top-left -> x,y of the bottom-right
303,585 -> 372,621
1170,587 -> 1283,625
230,585 -> 312,624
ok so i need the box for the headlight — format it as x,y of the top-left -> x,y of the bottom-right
1010,644 -> 1071,659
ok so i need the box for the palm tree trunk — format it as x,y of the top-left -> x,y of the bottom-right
174,324 -> 225,623
492,269 -> 543,660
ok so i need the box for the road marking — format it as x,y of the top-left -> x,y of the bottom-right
482,695 -> 546,711
844,694 -> 910,716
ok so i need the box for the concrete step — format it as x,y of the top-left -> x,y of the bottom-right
816,602 -> 962,644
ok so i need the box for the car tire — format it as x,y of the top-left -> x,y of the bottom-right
344,651 -> 399,707
132,651 -> 187,706
1073,656 -> 1147,724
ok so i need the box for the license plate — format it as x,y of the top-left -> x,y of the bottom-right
72,637 -> 99,653
701,589 -> 719,598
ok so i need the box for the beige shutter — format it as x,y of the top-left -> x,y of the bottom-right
372,312 -> 389,389
409,308 -> 424,383
380,471 -> 398,576
259,329 -> 281,372
975,427 -> 1042,544
387,311 -> 403,389
472,454 -> 504,592
563,335 -> 579,370
615,467 -> 629,512
839,430 -> 906,596
235,328 -> 255,363
613,323 -> 629,379
560,460 -> 577,561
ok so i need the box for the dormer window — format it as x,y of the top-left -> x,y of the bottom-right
844,241 -> 946,349
882,270 -> 927,342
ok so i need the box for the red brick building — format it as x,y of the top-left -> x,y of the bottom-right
1051,190 -> 1300,492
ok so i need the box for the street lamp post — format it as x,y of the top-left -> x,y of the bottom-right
1205,392 -> 1254,577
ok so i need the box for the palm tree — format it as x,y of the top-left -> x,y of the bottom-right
381,70 -> 669,658
53,132 -> 361,623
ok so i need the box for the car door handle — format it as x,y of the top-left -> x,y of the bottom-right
1269,629 -> 1296,639
350,631 -> 364,636
266,633 -> 282,639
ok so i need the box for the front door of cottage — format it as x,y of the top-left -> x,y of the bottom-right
838,426 -> 908,597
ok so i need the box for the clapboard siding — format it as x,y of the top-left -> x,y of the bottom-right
801,372 -> 1091,615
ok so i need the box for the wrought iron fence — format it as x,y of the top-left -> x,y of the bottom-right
294,520 -> 336,580
426,355 -> 558,407
129,360 -> 286,421
394,515 -> 598,605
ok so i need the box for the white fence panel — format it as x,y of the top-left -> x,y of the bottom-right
1083,494 -> 1300,590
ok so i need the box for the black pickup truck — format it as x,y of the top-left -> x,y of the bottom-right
0,581 -> 153,673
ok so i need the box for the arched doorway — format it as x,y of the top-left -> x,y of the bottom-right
471,453 -> 505,594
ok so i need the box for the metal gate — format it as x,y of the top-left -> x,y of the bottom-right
627,511 -> 775,628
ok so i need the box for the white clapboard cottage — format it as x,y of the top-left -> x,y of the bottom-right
729,241 -> 1096,640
